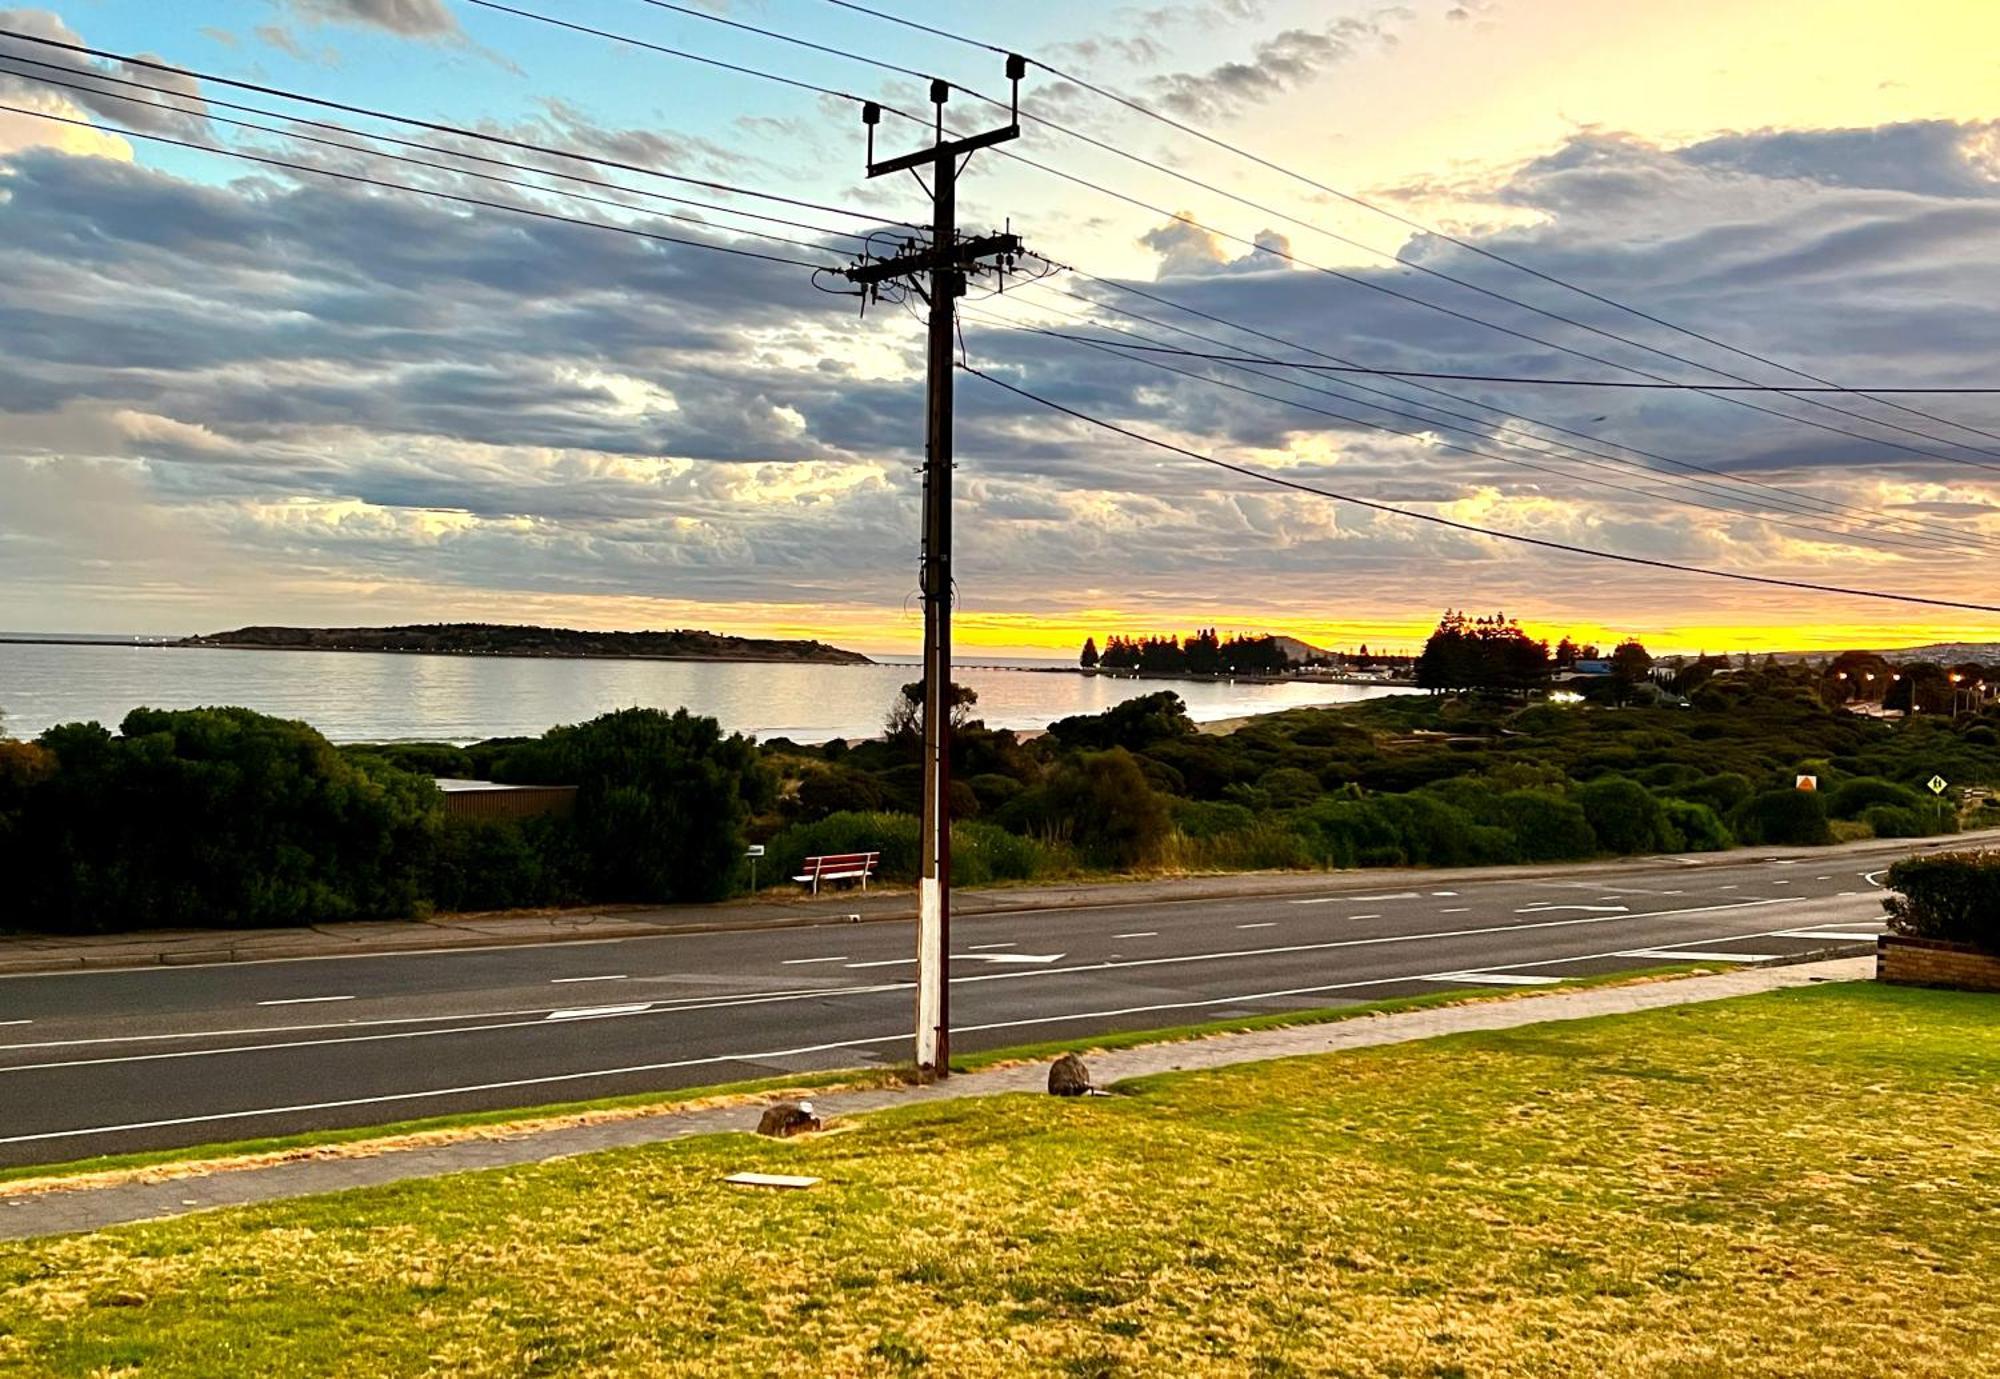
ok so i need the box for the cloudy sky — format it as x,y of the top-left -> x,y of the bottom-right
2,0 -> 1998,656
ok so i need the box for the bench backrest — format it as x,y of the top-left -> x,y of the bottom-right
800,851 -> 879,876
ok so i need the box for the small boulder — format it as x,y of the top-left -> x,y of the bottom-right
1048,1052 -> 1093,1097
756,1100 -> 821,1137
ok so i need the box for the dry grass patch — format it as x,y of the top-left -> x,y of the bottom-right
1,983 -> 1995,1376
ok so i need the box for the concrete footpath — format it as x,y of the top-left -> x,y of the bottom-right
0,955 -> 1870,1242
5,829 -> 1985,976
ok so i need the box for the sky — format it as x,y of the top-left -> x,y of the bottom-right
2,0 -> 1998,657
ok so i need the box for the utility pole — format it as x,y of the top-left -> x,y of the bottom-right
842,61 -> 1027,1079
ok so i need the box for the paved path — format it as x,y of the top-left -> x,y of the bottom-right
0,956 -> 1870,1241
0,841 -> 1932,1168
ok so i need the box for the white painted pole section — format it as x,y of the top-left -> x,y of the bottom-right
916,876 -> 943,1069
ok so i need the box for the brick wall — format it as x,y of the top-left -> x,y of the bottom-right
1878,935 -> 2000,993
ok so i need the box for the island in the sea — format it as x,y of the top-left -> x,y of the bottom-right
176,623 -> 874,665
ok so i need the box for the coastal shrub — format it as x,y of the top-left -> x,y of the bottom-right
1667,772 -> 1755,815
1497,789 -> 1598,862
1731,788 -> 1833,846
1046,691 -> 1196,752
1172,799 -> 1257,840
793,767 -> 885,822
965,772 -> 1024,813
1182,821 -> 1315,872
1574,777 -> 1674,855
1827,776 -> 1926,819
12,708 -> 438,931
1289,799 -> 1403,868
1662,799 -> 1733,852
1044,747 -> 1174,868
1860,802 -> 1956,839
1258,766 -> 1322,809
758,811 -> 1055,888
540,708 -> 771,903
1883,851 -> 2000,951
428,815 -> 573,911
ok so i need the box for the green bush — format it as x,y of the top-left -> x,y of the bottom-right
1497,789 -> 1597,861
1828,777 -> 1926,820
1731,788 -> 1833,846
1183,821 -> 1315,871
1883,851 -> 2000,951
1040,747 -> 1174,868
1668,772 -> 1755,815
1662,799 -> 1733,852
1860,801 -> 1957,839
1172,799 -> 1257,839
1575,777 -> 1674,854
759,811 -> 1057,888
793,767 -> 885,821
1257,766 -> 1322,809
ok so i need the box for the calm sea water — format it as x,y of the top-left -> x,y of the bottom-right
0,641 -> 1411,744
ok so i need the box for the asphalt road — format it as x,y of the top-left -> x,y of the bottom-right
0,844 -> 1917,1168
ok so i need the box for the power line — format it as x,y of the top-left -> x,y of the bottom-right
0,53 -> 893,247
1053,274 -> 2000,557
1002,334 -> 2000,394
962,364 -> 2000,616
0,65 -> 877,259
0,26 -> 916,229
806,0 -> 2000,455
490,0 -> 2000,470
961,303 -> 1967,559
0,103 -> 839,271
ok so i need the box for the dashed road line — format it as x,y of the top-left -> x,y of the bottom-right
780,956 -> 851,966
256,996 -> 354,1007
1236,922 -> 1277,930
545,1003 -> 653,1022
1114,931 -> 1158,939
550,974 -> 628,984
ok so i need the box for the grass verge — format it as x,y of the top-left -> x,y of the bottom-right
1,981 -> 1995,1376
0,964 -> 1724,1194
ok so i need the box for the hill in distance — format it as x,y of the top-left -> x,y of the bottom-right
178,623 -> 874,665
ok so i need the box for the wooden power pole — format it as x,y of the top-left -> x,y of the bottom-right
843,62 -> 1027,1079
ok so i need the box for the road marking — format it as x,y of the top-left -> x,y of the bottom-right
1772,880 -> 1790,886
256,996 -> 354,1007
966,942 -> 1018,951
1114,931 -> 1158,939
959,952 -> 1066,965
1863,870 -> 1887,888
1349,892 -> 1422,902
1236,922 -> 1277,930
550,974 -> 627,984
1424,972 -> 1562,987
1720,884 -> 1739,890
4,922 -> 1825,1149
1615,949 -> 1779,963
844,958 -> 917,969
0,1021 -> 29,1028
1515,904 -> 1628,914
1772,929 -> 1882,941
0,898 -> 1833,1073
780,956 -> 851,966
1431,891 -> 1459,897
1348,913 -> 1382,921
545,1003 -> 652,1021
1439,908 -> 1471,914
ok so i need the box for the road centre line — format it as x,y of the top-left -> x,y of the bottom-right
4,918 -> 1841,1150
0,897 -> 1833,1073
781,955 -> 851,965
550,974 -> 628,984
1439,908 -> 1470,914
1348,914 -> 1382,921
1114,931 -> 1158,938
967,942 -> 1018,950
546,1003 -> 652,1021
256,996 -> 354,1006
1237,922 -> 1277,930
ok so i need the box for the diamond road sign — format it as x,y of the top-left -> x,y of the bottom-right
1928,775 -> 1949,795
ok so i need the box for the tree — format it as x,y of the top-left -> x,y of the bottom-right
885,679 -> 981,746
1415,610 -> 1550,697
1610,639 -> 1654,704
1079,637 -> 1100,669
1553,637 -> 1580,670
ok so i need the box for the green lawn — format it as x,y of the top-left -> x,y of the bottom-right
2,982 -> 1996,1377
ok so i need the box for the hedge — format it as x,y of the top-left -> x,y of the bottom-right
1883,851 -> 2000,951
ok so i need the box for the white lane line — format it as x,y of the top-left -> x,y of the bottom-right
0,898 -> 1829,1074
7,921 -> 1820,1149
1772,880 -> 1790,886
1431,891 -> 1459,897
1348,913 -> 1382,921
1721,884 -> 1739,890
960,952 -> 1065,966
1423,972 -> 1562,987
0,1031 -> 917,1147
780,956 -> 851,966
256,995 -> 354,1007
1114,931 -> 1158,939
967,942 -> 1018,951
1516,904 -> 1628,914
1236,922 -> 1277,930
844,958 -> 917,969
1349,892 -> 1423,902
550,974 -> 627,984
0,1020 -> 30,1028
1439,908 -> 1471,914
1615,949 -> 1780,963
1772,929 -> 1883,941
545,1003 -> 652,1021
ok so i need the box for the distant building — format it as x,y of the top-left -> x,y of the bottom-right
1569,660 -> 1612,677
434,778 -> 577,822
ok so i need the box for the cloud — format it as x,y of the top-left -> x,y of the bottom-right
0,10 -> 210,141
282,0 -> 458,38
1145,13 -> 1408,121
1140,218 -> 1294,277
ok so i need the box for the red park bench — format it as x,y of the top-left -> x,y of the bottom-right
793,851 -> 880,895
